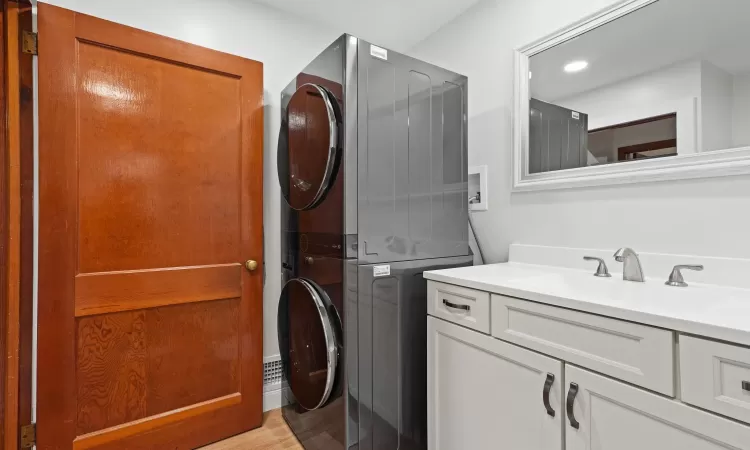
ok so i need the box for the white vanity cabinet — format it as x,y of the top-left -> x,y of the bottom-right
427,317 -> 563,450
426,280 -> 750,450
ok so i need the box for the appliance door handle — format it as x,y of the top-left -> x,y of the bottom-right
291,278 -> 338,411
567,382 -> 580,429
543,373 -> 555,417
281,83 -> 339,211
442,299 -> 470,312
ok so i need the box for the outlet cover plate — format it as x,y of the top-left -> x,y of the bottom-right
469,165 -> 488,211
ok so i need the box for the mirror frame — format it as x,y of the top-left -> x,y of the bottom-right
512,0 -> 750,192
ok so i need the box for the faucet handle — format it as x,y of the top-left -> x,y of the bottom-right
665,264 -> 704,287
584,256 -> 611,278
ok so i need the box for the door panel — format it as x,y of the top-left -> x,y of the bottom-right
37,4 -> 264,449
76,40 -> 242,272
565,366 -> 750,450
75,299 -> 241,436
427,317 -> 563,450
74,264 -> 241,316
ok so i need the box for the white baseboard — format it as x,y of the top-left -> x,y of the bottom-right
263,387 -> 287,412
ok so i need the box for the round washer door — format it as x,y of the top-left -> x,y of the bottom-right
278,83 -> 341,211
277,278 -> 339,410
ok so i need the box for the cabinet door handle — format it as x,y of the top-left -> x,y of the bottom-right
442,299 -> 470,312
567,383 -> 580,429
542,373 -> 555,417
743,381 -> 750,392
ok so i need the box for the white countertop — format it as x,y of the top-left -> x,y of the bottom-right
425,262 -> 750,346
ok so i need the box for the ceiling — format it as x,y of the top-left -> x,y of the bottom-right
252,0 -> 482,51
530,0 -> 750,101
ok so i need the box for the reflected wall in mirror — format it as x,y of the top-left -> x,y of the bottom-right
514,0 -> 750,190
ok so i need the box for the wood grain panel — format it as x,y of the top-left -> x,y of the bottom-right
0,2 -> 8,447
73,12 -> 257,79
3,2 -> 35,448
76,312 -> 148,436
145,299 -> 240,416
15,3 -> 35,445
74,394 -> 241,450
76,41 -> 241,273
75,264 -> 241,316
38,6 -> 80,445
75,300 -> 240,436
3,5 -> 17,447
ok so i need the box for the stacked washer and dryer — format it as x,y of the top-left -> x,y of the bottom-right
277,34 -> 472,450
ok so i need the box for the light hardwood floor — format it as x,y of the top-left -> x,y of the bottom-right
200,409 -> 303,450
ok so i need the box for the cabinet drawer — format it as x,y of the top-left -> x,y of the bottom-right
427,281 -> 490,334
680,335 -> 750,424
491,295 -> 675,395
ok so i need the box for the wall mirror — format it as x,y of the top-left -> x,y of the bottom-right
513,0 -> 750,191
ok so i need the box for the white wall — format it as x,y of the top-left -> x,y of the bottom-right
407,0 -> 750,262
40,0 -> 341,358
733,73 -> 750,148
701,61 -> 734,152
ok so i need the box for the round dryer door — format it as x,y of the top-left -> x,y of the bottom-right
277,278 -> 339,410
278,83 -> 341,211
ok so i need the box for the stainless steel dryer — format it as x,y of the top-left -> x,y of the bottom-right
277,34 -> 471,450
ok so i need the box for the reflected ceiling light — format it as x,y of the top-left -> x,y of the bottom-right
564,60 -> 589,73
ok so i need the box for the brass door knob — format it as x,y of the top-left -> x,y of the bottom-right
245,260 -> 258,271
305,256 -> 314,265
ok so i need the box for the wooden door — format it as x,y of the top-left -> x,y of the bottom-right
37,4 -> 264,449
427,317 -> 563,450
565,366 -> 750,450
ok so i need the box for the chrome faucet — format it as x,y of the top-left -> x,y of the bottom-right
613,248 -> 645,282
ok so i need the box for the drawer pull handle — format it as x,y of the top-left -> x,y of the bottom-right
442,299 -> 470,312
543,373 -> 555,417
567,383 -> 580,429
743,381 -> 750,392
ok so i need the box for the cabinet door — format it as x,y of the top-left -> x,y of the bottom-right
428,317 -> 563,450
565,366 -> 750,450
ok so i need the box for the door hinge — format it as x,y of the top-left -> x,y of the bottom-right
20,423 -> 36,448
22,30 -> 38,55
